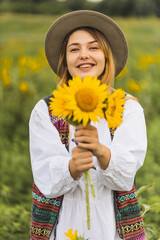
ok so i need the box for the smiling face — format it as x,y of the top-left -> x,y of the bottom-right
66,29 -> 105,79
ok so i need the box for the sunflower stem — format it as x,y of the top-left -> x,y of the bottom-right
84,171 -> 90,230
87,170 -> 96,198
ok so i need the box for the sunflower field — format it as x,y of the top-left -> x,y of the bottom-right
0,14 -> 160,240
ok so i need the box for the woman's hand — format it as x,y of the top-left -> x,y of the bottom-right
69,146 -> 94,180
74,124 -> 100,156
73,124 -> 111,170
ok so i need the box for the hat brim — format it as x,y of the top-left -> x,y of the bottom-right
45,10 -> 128,77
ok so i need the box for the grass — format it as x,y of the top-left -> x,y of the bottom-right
0,13 -> 160,239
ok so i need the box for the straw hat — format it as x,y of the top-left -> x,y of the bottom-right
45,10 -> 128,77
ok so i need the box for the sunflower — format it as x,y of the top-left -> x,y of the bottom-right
49,84 -> 73,119
105,88 -> 125,130
64,75 -> 108,127
65,228 -> 78,240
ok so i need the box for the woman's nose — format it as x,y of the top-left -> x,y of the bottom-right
79,49 -> 89,60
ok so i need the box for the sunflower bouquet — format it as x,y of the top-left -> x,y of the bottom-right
49,75 -> 125,230
49,75 -> 125,129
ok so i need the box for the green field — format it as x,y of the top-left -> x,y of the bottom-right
0,14 -> 160,239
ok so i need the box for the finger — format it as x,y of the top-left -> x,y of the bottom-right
78,156 -> 93,164
72,148 -> 93,158
74,130 -> 98,141
72,146 -> 91,153
74,129 -> 91,137
78,151 -> 93,158
75,124 -> 83,130
76,124 -> 95,131
72,155 -> 93,167
74,136 -> 94,144
75,126 -> 98,138
80,163 -> 94,172
77,142 -> 96,151
74,159 -> 94,172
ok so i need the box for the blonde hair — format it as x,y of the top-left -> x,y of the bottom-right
57,27 -> 115,92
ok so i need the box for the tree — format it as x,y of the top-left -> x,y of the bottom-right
66,0 -> 86,11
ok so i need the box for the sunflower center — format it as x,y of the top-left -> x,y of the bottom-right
75,88 -> 98,112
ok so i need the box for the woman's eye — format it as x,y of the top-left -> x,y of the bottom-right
90,46 -> 99,50
70,48 -> 79,52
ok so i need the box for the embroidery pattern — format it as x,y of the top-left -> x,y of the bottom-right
32,192 -> 61,206
30,226 -> 51,238
49,114 -> 69,145
123,221 -> 144,233
117,192 -> 136,203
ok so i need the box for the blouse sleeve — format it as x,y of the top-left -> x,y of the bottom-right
96,99 -> 147,191
29,99 -> 78,198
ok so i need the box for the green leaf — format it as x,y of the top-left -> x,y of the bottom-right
142,203 -> 160,216
136,183 -> 154,197
149,203 -> 160,210
144,225 -> 155,240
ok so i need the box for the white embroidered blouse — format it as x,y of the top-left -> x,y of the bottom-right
29,98 -> 147,240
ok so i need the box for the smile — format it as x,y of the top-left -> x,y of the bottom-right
77,63 -> 95,70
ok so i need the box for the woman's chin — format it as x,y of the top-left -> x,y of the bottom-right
76,72 -> 96,80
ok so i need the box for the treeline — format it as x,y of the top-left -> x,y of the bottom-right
0,0 -> 160,17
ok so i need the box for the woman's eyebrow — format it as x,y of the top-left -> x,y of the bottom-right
67,43 -> 80,48
67,40 -> 98,49
88,40 -> 98,45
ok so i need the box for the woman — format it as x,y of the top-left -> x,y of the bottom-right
30,10 -> 147,240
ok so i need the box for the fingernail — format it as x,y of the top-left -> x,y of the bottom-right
75,142 -> 78,146
71,138 -> 74,142
75,129 -> 77,132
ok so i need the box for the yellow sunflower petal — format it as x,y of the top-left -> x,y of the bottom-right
64,228 -> 78,240
83,112 -> 89,127
105,88 -> 126,130
49,85 -> 73,119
